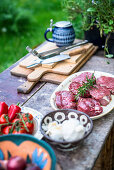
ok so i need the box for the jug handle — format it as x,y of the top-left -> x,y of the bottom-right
44,28 -> 54,43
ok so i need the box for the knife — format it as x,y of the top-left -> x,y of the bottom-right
26,40 -> 88,59
26,54 -> 70,68
26,40 -> 88,68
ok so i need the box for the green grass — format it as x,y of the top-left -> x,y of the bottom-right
0,0 -> 67,72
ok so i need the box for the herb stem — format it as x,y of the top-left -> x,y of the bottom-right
75,73 -> 96,99
18,113 -> 29,132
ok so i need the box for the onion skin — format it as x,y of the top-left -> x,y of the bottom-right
7,156 -> 26,170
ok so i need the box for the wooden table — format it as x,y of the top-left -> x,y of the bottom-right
0,44 -> 114,170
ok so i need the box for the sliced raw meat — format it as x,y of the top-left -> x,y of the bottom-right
77,97 -> 103,117
69,82 -> 90,97
96,76 -> 114,94
89,85 -> 111,106
55,90 -> 77,109
72,72 -> 96,84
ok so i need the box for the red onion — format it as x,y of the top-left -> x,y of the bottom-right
7,156 -> 26,170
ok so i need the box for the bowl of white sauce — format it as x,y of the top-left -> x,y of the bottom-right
40,109 -> 93,151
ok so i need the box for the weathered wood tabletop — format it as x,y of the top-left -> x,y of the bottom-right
0,43 -> 114,170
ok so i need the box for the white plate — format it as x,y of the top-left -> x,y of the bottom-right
21,107 -> 43,139
50,70 -> 114,120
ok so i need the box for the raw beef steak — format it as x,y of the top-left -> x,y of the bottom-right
96,76 -> 114,94
89,85 -> 111,106
55,90 -> 77,109
69,82 -> 90,97
72,72 -> 96,84
77,97 -> 103,117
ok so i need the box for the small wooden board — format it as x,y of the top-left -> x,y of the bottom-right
19,41 -> 58,69
27,45 -> 94,82
17,81 -> 38,94
19,43 -> 92,69
16,46 -> 98,93
11,43 -> 93,79
40,46 -> 98,84
10,40 -> 98,93
11,65 -> 33,78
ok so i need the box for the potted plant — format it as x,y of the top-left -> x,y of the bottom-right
63,0 -> 114,57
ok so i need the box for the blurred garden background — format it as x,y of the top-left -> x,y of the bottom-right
0,0 -> 84,73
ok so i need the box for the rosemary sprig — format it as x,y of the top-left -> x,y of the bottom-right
75,73 -> 96,99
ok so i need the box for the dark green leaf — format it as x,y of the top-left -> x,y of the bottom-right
109,20 -> 113,25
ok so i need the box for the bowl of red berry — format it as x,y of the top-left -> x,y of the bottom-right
0,102 -> 43,139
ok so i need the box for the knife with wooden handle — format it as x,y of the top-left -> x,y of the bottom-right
26,54 -> 70,68
26,40 -> 88,59
26,45 -> 87,68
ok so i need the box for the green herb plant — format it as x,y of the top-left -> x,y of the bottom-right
75,73 -> 96,99
63,0 -> 114,57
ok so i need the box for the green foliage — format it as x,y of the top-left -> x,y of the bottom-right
62,0 -> 84,39
0,0 -> 67,73
63,0 -> 114,56
0,0 -> 32,34
63,0 -> 114,35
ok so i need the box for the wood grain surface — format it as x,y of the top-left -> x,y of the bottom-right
27,45 -> 95,82
11,65 -> 33,78
40,46 -> 98,84
0,42 -> 114,170
23,50 -> 114,169
11,45 -> 97,93
24,82 -> 114,170
19,39 -> 83,69
19,43 -> 92,68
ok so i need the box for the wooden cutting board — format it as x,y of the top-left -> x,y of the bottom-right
11,46 -> 98,93
10,40 -> 98,93
19,40 -> 84,69
11,45 -> 97,81
19,44 -> 93,69
11,45 -> 89,77
17,46 -> 97,93
26,44 -> 94,82
11,43 -> 93,79
40,46 -> 98,84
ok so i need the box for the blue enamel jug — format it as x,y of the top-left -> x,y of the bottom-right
44,19 -> 75,47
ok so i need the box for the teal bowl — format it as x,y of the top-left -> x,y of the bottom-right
0,134 -> 56,170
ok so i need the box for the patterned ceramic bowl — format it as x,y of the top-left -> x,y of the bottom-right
0,134 -> 56,170
40,109 -> 93,151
